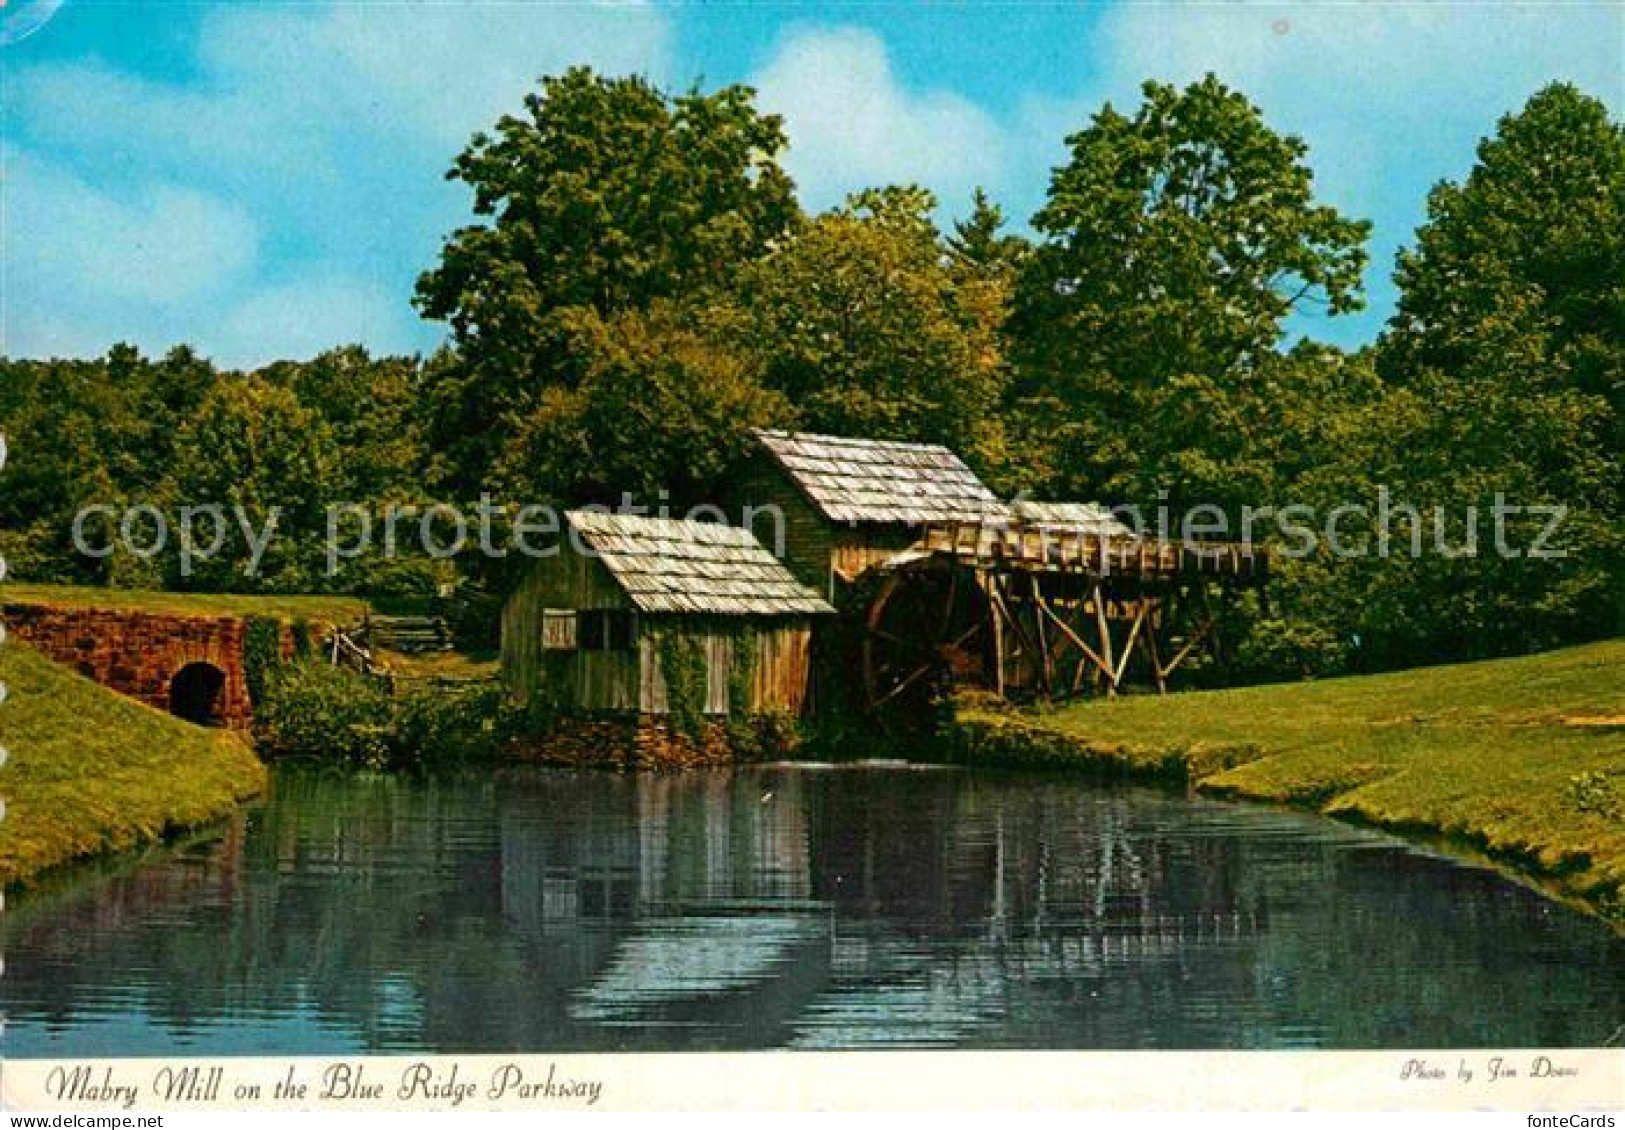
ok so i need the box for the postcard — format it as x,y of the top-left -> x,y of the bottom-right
1,0 -> 1620,1116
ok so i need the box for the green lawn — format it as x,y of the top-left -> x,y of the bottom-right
0,642 -> 269,887
3,582 -> 367,625
952,639 -> 1625,923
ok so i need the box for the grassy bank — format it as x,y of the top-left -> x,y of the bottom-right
0,642 -> 269,887
2,583 -> 366,624
950,639 -> 1625,924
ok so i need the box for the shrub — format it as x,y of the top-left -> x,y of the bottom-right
442,583 -> 503,652
258,661 -> 394,766
357,557 -> 443,614
393,681 -> 515,766
657,629 -> 708,741
1568,771 -> 1621,820
1234,617 -> 1350,682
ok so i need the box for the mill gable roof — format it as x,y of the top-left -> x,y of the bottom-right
564,510 -> 835,617
754,429 -> 1008,526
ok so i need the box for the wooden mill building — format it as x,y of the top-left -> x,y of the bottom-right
502,510 -> 834,765
734,429 -> 1011,600
503,433 -> 1268,757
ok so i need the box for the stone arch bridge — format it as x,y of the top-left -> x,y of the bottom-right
3,602 -> 299,729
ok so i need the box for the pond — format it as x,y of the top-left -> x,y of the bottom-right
3,763 -> 1620,1054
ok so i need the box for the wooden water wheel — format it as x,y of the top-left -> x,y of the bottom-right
861,563 -> 989,715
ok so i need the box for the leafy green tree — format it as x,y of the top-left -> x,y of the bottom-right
734,186 -> 1016,486
1010,75 -> 1370,510
0,347 -> 192,584
1366,83 -> 1625,650
262,345 -> 427,503
164,377 -> 342,591
1307,291 -> 1619,666
415,67 -> 798,495
498,299 -> 789,509
1383,84 -> 1623,420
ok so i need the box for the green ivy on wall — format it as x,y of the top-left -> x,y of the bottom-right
519,649 -> 577,734
243,615 -> 284,708
725,626 -> 759,751
290,617 -> 315,660
657,628 -> 708,741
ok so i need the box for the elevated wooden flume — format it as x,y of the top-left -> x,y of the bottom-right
861,518 -> 1268,711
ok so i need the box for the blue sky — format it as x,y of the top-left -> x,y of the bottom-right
3,1 -> 1620,367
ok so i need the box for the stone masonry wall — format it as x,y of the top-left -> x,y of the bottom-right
2,603 -> 292,729
507,714 -> 744,770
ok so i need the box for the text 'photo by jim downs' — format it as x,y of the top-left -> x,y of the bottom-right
0,0 -> 1621,1119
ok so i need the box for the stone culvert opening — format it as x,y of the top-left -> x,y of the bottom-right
170,662 -> 227,726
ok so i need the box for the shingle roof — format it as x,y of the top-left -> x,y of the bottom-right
1014,500 -> 1137,540
755,429 -> 1009,525
566,510 -> 834,617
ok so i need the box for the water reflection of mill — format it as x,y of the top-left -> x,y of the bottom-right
5,765 -> 1615,1053
496,768 -> 1269,1048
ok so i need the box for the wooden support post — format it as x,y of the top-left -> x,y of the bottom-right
1144,596 -> 1168,695
985,572 -> 1005,698
1161,583 -> 1218,680
1092,582 -> 1116,697
1031,589 -> 1112,693
990,573 -> 1045,696
1113,599 -> 1150,686
1030,574 -> 1054,698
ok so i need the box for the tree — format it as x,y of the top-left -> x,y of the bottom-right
415,67 -> 798,495
1372,83 -> 1625,646
1010,75 -> 1370,511
497,299 -> 789,509
1307,290 -> 1620,666
947,188 -> 1030,280
0,346 -> 192,585
733,186 -> 1017,487
165,377 -> 342,592
262,346 -> 427,504
1383,84 -> 1623,415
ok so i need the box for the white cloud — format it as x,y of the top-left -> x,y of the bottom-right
1087,2 -> 1624,211
193,1 -> 676,157
15,57 -> 334,185
3,1 -> 673,363
1008,2 -> 1623,345
1,143 -> 419,366
1,145 -> 263,359
4,146 -> 258,307
15,3 -> 675,174
752,26 -> 1007,211
214,275 -> 413,368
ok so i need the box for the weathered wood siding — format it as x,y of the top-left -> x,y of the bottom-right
750,623 -> 814,713
506,559 -> 817,719
502,546 -> 636,710
731,456 -> 929,594
636,618 -> 813,716
732,456 -> 837,598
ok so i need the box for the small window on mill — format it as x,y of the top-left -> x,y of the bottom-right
541,610 -> 577,650
579,610 -> 636,652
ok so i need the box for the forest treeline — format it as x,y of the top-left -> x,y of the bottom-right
2,72 -> 1620,679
